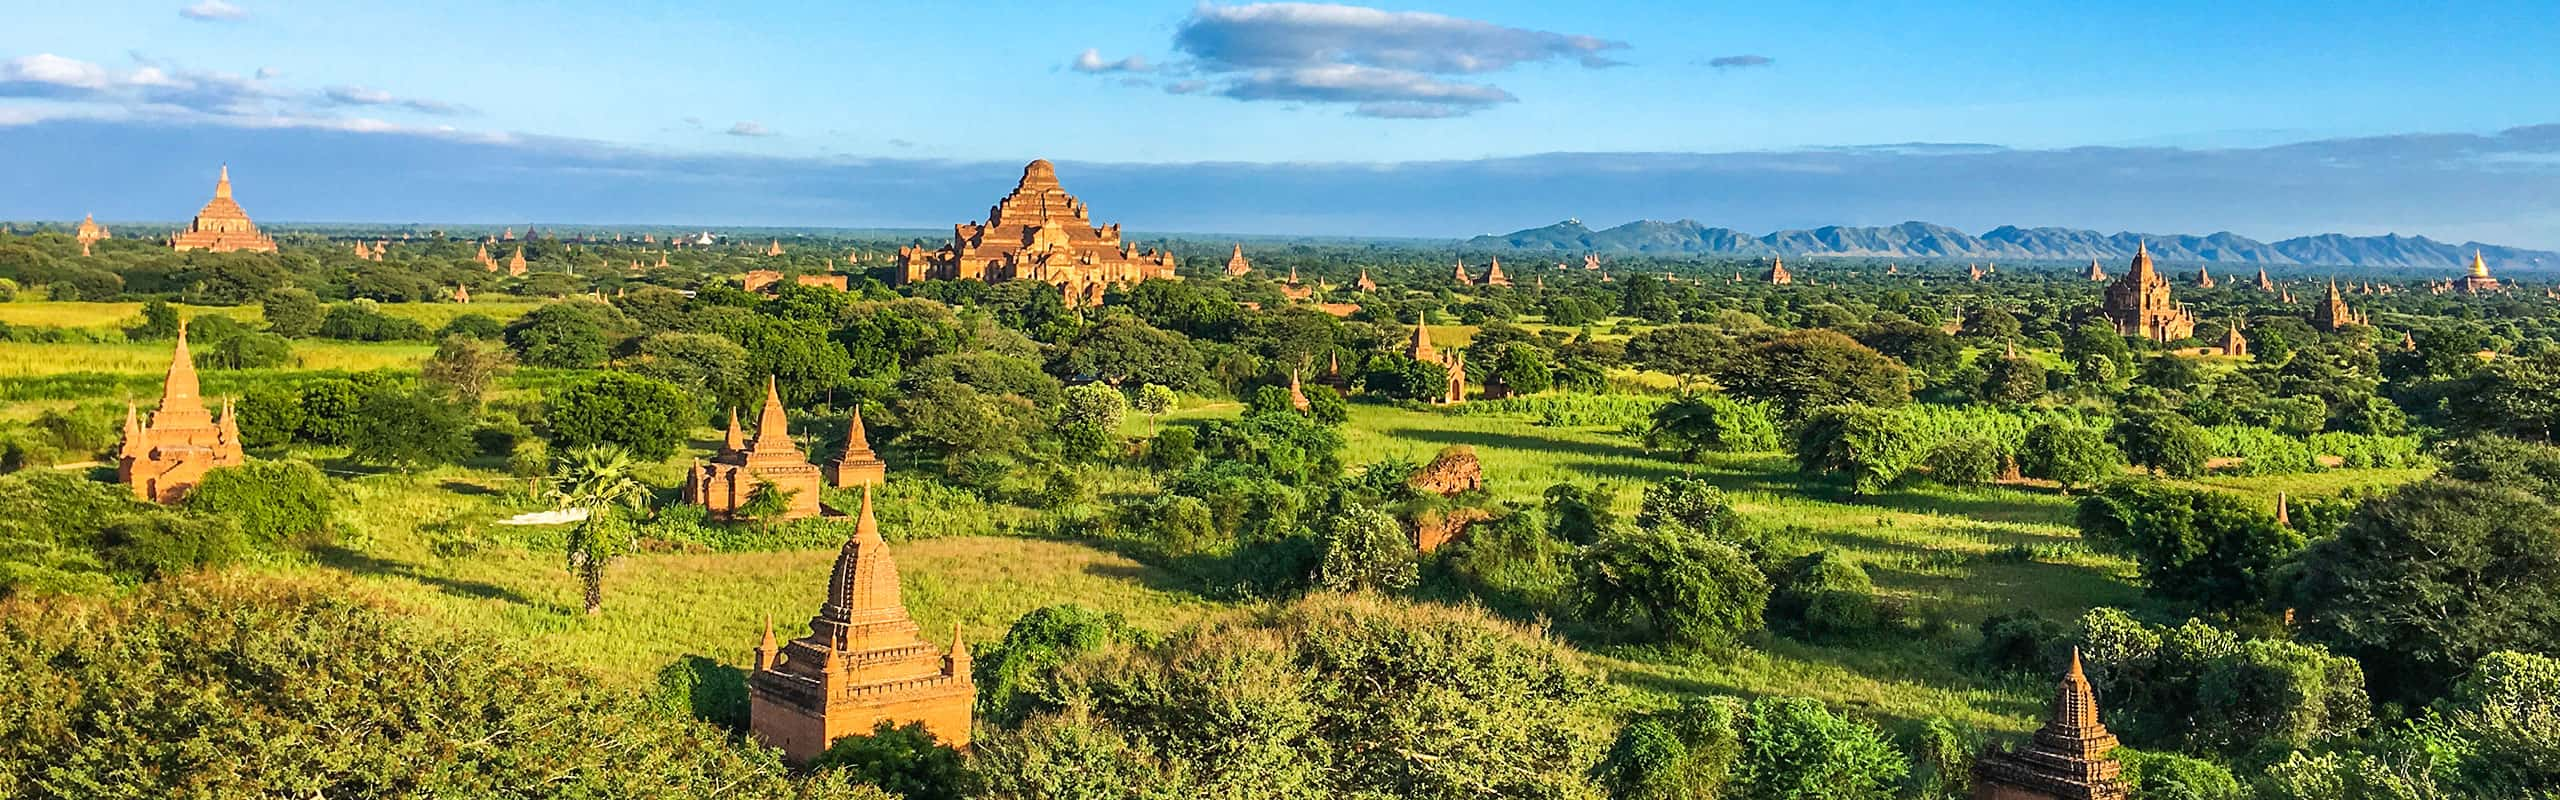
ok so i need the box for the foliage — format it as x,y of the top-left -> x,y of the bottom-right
1058,383 -> 1129,455
348,387 -> 474,468
2288,477 -> 2560,702
1579,524 -> 1769,649
1770,549 -> 1880,638
1634,476 -> 1746,543
545,372 -> 693,461
504,300 -> 623,368
1921,436 -> 2002,486
1713,329 -> 1910,419
550,444 -> 653,615
1131,383 -> 1176,416
2020,421 -> 2122,491
1315,505 -> 1419,593
1644,393 -> 1781,459
184,460 -> 334,550
2076,481 -> 2305,612
2073,609 -> 2371,755
260,287 -> 323,337
1795,405 -> 1924,495
1733,697 -> 1910,800
2119,749 -> 2248,800
976,604 -> 1143,727
2112,411 -> 2213,478
0,579 -> 887,798
0,471 -> 244,597
810,721 -> 980,800
421,334 -> 516,408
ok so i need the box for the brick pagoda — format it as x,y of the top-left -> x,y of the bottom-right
891,159 -> 1179,306
826,408 -> 886,489
2311,279 -> 2369,331
117,324 -> 246,503
74,214 -> 109,256
1972,649 -> 2129,800
1406,322 -> 1467,405
2097,243 -> 2196,341
1765,256 -> 1793,285
2462,250 -> 2503,294
169,166 -> 279,253
749,486 -> 975,763
685,377 -> 825,521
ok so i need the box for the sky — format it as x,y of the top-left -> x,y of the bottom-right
3,1 -> 2558,246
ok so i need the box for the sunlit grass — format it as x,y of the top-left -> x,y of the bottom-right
0,299 -> 538,332
0,340 -> 433,378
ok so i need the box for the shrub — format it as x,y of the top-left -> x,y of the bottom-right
1315,505 -> 1418,593
545,372 -> 692,460
647,654 -> 749,731
1795,405 -> 1923,495
1771,549 -> 1879,638
2020,421 -> 2121,491
0,471 -> 246,596
808,721 -> 978,800
1645,393 -> 1782,459
1975,609 -> 2066,675
184,460 -> 333,550
1922,437 -> 2002,487
1579,524 -> 1769,649
1734,697 -> 1909,800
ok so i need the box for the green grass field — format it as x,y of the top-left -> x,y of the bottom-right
0,299 -> 540,332
0,340 -> 435,378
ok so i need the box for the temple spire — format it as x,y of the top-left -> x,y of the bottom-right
214,164 -> 232,200
750,376 -> 795,453
723,407 -> 745,452
841,407 -> 876,460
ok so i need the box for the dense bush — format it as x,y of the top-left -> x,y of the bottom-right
0,471 -> 244,597
184,460 -> 334,550
1579,524 -> 1769,649
1643,393 -> 1781,459
0,579 -> 890,798
545,372 -> 693,461
2077,481 -> 2304,612
1795,406 -> 1923,495
1921,436 -> 2002,486
1770,549 -> 1880,639
2073,608 -> 2370,755
2020,421 -> 2121,491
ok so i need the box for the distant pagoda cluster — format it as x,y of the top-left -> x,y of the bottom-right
117,324 -> 246,504
168,166 -> 278,253
2096,243 -> 2196,341
891,159 -> 1179,306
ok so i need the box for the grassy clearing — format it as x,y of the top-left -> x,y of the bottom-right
0,299 -> 537,332
0,340 -> 434,378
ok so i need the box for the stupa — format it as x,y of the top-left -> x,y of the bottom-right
825,408 -> 886,488
1765,256 -> 1793,285
1971,649 -> 2129,800
1406,323 -> 1466,404
1225,244 -> 1253,276
2463,251 -> 2502,293
1483,256 -> 1511,287
1451,259 -> 1475,287
2311,279 -> 2370,331
891,160 -> 1179,304
168,166 -> 279,253
684,377 -> 826,521
117,323 -> 247,503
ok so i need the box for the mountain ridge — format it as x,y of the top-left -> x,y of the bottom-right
1467,219 -> 2558,271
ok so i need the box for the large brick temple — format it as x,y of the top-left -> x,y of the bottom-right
2096,243 -> 2196,342
168,166 -> 279,253
1972,649 -> 2129,800
890,159 -> 1179,306
118,323 -> 246,503
684,377 -> 826,521
749,486 -> 975,764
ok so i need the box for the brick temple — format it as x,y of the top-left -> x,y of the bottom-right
825,408 -> 886,489
1406,323 -> 1467,405
1972,649 -> 2129,800
2097,243 -> 2196,341
891,159 -> 1179,306
118,324 -> 246,503
168,166 -> 279,253
684,377 -> 826,521
749,486 -> 975,764
74,214 -> 109,256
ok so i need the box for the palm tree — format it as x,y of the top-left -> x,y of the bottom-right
548,444 -> 651,615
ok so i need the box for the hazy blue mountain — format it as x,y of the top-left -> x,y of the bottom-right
1469,219 -> 2560,270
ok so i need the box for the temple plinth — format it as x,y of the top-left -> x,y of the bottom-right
749,486 -> 975,764
168,166 -> 278,253
892,160 -> 1180,307
117,323 -> 247,503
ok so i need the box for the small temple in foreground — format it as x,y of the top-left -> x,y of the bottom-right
826,408 -> 886,489
749,486 -> 975,764
1972,649 -> 2129,800
891,159 -> 1179,306
2096,243 -> 2196,341
684,377 -> 825,521
169,166 -> 279,253
118,324 -> 246,503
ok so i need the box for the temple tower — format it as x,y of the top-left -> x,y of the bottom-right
826,408 -> 887,489
2311,279 -> 2368,331
169,165 -> 279,253
748,486 -> 975,764
1765,256 -> 1793,285
2097,243 -> 2196,341
74,214 -> 109,256
1972,649 -> 2129,800
684,377 -> 826,520
117,323 -> 247,503
1225,244 -> 1253,276
2463,250 -> 2502,293
1483,256 -> 1511,287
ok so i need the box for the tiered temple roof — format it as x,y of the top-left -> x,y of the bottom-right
1452,259 -> 1475,287
748,486 -> 975,764
169,166 -> 278,253
1765,256 -> 1793,285
1483,256 -> 1511,287
826,408 -> 886,489
117,323 -> 246,503
2097,243 -> 2196,342
74,214 -> 109,256
2463,250 -> 2503,293
891,160 -> 1179,306
685,377 -> 825,521
1225,243 -> 1253,276
1972,649 -> 2130,800
2312,279 -> 2370,331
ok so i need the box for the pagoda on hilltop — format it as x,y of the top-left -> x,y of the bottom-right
74,214 -> 109,256
1483,256 -> 1512,287
2463,251 -> 2503,293
117,323 -> 246,503
891,159 -> 1179,307
825,408 -> 886,489
2097,243 -> 2196,342
748,486 -> 975,764
684,377 -> 826,521
1971,650 -> 2130,800
1225,244 -> 1253,276
169,166 -> 278,253
1406,323 -> 1467,404
1764,256 -> 1793,285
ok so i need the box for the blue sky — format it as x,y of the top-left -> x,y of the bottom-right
3,1 -> 2558,245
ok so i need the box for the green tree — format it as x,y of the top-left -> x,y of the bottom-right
2020,421 -> 2122,492
1735,697 -> 1909,800
1644,393 -> 1781,460
1713,329 -> 1909,420
504,300 -> 621,368
1059,382 -> 1128,455
1131,383 -> 1176,417
1635,476 -> 1745,542
548,444 -> 652,615
260,287 -> 323,337
185,461 -> 333,550
2112,411 -> 2212,478
1579,524 -> 1768,649
1978,354 -> 2047,404
2079,482 -> 2305,611
1794,405 -> 1923,495
1315,505 -> 1418,593
420,335 -> 515,409
809,721 -> 979,800
348,387 -> 473,469
545,372 -> 691,461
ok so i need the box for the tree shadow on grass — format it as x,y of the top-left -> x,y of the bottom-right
1381,425 -> 1646,463
312,544 -> 568,612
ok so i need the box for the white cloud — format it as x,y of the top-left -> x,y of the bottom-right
1162,3 -> 1626,119
727,121 -> 776,137
179,0 -> 248,22
0,54 -> 115,92
1070,48 -> 1153,74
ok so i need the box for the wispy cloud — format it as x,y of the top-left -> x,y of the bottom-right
0,51 -> 483,132
1070,48 -> 1153,74
178,0 -> 248,22
322,85 -> 472,116
1154,2 -> 1626,119
1704,54 -> 1774,69
727,121 -> 776,137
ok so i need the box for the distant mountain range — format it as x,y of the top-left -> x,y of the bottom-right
1466,219 -> 2558,271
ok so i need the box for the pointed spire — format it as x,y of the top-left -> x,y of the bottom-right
841,407 -> 875,460
755,614 -> 780,671
214,164 -> 233,200
119,401 -> 145,459
749,376 -> 795,454
949,623 -> 972,677
723,407 -> 745,452
217,398 -> 240,444
155,320 -> 211,427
